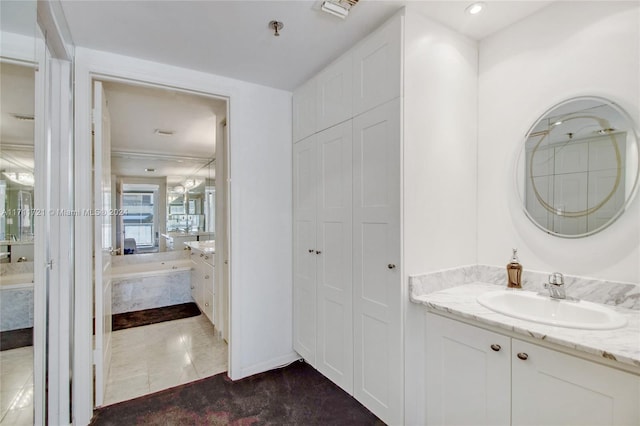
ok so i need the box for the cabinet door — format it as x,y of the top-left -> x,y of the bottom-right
512,339 -> 640,426
352,15 -> 402,116
352,98 -> 402,425
293,135 -> 318,364
316,54 -> 352,131
315,121 -> 353,393
425,313 -> 511,426
293,78 -> 317,142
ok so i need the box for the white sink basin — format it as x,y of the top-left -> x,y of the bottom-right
476,290 -> 627,330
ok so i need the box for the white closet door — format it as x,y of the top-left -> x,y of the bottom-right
293,78 -> 317,142
315,121 -> 353,393
352,98 -> 402,425
352,15 -> 402,116
316,54 -> 353,131
293,135 -> 318,364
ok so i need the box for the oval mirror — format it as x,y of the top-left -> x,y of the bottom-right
518,96 -> 640,237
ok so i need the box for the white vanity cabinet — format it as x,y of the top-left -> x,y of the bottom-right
511,339 -> 640,426
190,249 -> 214,324
426,313 -> 640,426
425,313 -> 511,426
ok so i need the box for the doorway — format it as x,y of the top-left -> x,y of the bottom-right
91,79 -> 231,406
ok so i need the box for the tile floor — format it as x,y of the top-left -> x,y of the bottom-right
0,346 -> 34,425
104,314 -> 228,406
0,314 -> 225,424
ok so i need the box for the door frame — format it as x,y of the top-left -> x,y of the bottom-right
73,50 -> 233,425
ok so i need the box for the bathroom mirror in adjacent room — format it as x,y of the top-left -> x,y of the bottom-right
517,96 -> 640,237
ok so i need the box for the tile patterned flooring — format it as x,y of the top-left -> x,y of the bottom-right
0,346 -> 33,425
0,314 -> 227,425
104,314 -> 228,406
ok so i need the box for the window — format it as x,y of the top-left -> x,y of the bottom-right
122,192 -> 155,246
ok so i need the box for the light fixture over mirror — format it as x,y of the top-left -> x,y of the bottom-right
517,96 -> 640,238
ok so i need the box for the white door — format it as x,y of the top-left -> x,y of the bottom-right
315,121 -> 353,393
93,81 -> 113,407
512,339 -> 640,426
425,313 -> 511,426
292,135 -> 317,365
352,98 -> 402,424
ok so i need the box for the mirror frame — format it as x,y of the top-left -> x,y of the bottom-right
517,96 -> 640,238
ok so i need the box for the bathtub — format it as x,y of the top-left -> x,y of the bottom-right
111,258 -> 194,314
111,259 -> 192,280
0,273 -> 34,331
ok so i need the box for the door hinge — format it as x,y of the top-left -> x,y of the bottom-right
46,259 -> 54,270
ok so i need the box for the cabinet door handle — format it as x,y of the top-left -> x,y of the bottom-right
190,286 -> 195,289
205,275 -> 210,279
316,250 -> 322,254
388,264 -> 396,269
200,253 -> 204,257
308,249 -> 314,253
205,303 -> 209,307
517,352 -> 529,360
490,344 -> 501,352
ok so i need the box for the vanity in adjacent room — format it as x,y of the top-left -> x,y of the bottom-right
185,240 -> 215,323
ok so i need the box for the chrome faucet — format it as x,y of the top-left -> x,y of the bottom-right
545,272 -> 566,299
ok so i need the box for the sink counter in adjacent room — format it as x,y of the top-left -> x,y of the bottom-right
184,240 -> 215,254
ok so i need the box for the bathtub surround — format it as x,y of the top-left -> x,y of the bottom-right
111,252 -> 194,314
409,264 -> 640,310
112,302 -> 201,331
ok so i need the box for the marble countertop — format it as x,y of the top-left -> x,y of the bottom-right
161,231 -> 211,238
412,283 -> 640,370
184,240 -> 215,254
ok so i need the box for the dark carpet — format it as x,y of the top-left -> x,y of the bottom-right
0,327 -> 33,351
112,303 -> 201,331
90,361 -> 385,426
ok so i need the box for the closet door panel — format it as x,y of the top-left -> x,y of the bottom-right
293,135 -> 317,364
316,121 -> 353,393
352,98 -> 402,425
293,78 -> 318,142
352,16 -> 402,116
317,54 -> 353,131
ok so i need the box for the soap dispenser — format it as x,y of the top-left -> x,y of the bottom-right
506,248 -> 522,289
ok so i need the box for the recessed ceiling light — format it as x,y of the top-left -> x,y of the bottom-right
154,129 -> 175,136
465,2 -> 485,15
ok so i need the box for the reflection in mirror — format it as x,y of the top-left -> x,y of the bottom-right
520,97 -> 640,237
104,80 -> 223,253
0,1 -> 37,421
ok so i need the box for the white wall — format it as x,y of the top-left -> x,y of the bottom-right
403,6 -> 479,277
73,47 -> 295,425
478,2 -> 640,283
402,8 -> 478,425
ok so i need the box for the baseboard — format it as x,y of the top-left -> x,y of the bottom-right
236,351 -> 301,379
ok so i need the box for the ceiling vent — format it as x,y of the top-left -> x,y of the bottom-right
321,0 -> 358,19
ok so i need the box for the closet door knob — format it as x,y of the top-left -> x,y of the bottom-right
316,250 -> 322,254
388,264 -> 396,269
490,344 -> 501,352
517,352 -> 529,360
308,249 -> 314,253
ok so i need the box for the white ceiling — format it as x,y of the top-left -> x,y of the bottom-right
102,81 -> 225,187
0,62 -> 35,147
59,0 -> 554,91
